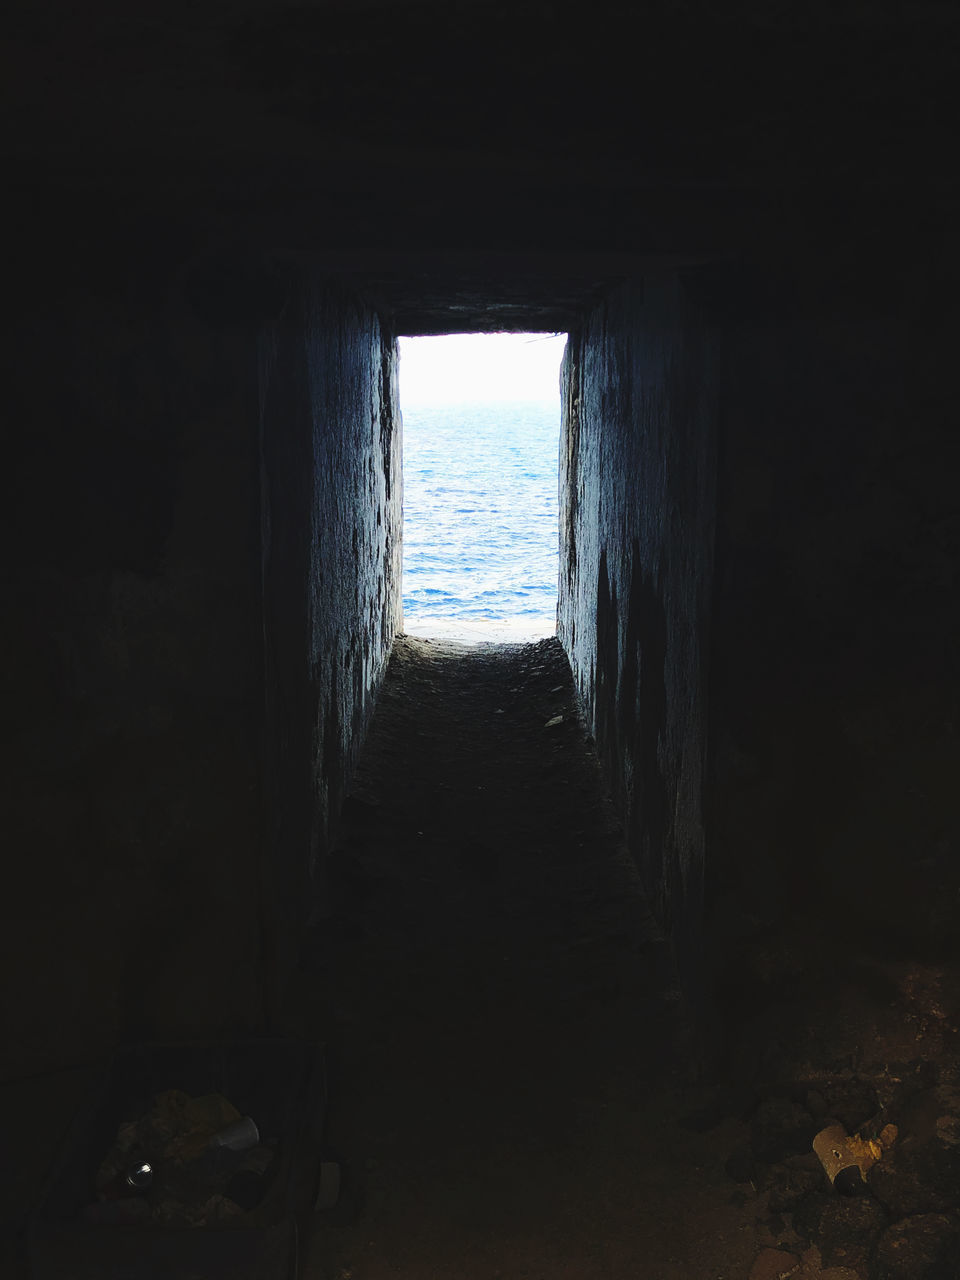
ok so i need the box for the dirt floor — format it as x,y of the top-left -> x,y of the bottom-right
293,636 -> 960,1280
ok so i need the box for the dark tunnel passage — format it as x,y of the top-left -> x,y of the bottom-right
4,2 -> 960,1276
9,257 -> 960,1280
307,635 -> 705,1279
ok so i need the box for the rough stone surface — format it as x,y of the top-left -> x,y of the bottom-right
876,1213 -> 960,1280
751,1098 -> 819,1163
749,1248 -> 801,1280
704,261 -> 960,956
818,1079 -> 881,1135
2,259 -> 401,1077
259,275 -> 402,1012
3,252 -> 266,1075
792,1193 -> 834,1245
867,1129 -> 960,1218
301,636 -> 761,1280
766,1163 -> 825,1214
726,1141 -> 759,1184
558,274 -> 716,986
816,1196 -> 886,1273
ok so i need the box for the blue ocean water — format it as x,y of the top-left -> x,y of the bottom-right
402,400 -> 560,629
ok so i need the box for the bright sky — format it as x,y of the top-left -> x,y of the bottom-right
398,332 -> 568,407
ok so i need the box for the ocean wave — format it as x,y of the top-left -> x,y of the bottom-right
402,402 -> 561,624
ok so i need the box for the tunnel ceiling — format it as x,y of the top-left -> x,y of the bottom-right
299,250 -> 694,335
7,0 -> 958,329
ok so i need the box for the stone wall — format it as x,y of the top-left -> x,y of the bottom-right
703,253 -> 960,959
1,250 -> 401,1081
259,276 -> 402,1011
559,252 -> 960,995
558,274 -> 717,984
2,248 -> 266,1081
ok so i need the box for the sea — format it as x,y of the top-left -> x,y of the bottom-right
401,400 -> 561,644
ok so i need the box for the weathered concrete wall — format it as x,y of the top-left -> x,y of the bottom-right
1,252 -> 401,1081
704,254 -> 960,960
259,277 -> 402,1008
558,275 -> 717,982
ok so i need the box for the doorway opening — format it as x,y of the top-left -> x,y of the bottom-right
398,331 -> 568,644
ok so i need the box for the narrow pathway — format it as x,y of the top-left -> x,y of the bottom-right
301,636 -> 759,1279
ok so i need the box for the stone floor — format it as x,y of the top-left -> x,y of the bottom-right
293,635 -> 754,1277
10,635 -> 957,1279
294,636 -> 960,1280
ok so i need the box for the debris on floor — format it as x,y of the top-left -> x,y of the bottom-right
86,1089 -> 277,1227
719,950 -> 960,1280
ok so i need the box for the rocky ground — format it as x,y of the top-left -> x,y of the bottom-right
292,636 -> 960,1280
